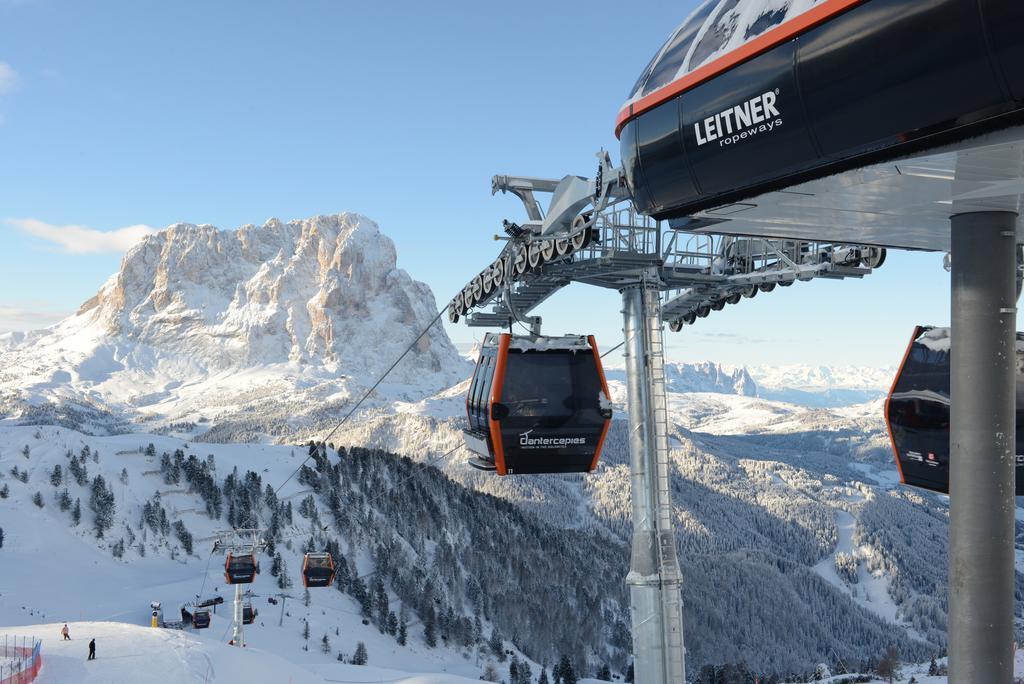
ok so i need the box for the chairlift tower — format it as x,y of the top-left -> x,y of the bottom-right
211,528 -> 266,648
450,154 -> 885,684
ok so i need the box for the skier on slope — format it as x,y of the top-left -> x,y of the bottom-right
61,624 -> 70,640
87,638 -> 95,661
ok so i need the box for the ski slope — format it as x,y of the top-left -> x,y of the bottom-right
4,621 -> 504,683
0,425 -> 548,683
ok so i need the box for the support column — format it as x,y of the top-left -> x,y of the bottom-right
231,583 -> 244,647
949,211 -> 1018,683
621,282 -> 686,684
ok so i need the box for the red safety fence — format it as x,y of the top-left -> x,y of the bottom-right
0,636 -> 42,684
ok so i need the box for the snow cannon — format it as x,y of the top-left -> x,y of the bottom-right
885,326 -> 1024,494
618,0 -> 1024,223
463,333 -> 612,475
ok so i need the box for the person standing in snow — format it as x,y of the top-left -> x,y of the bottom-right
61,624 -> 70,640
87,638 -> 95,660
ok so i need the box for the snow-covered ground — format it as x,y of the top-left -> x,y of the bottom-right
0,425 -> 546,683
2,620 -> 499,683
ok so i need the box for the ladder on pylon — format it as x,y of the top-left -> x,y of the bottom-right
644,287 -> 687,683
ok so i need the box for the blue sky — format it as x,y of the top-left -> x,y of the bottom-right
0,0 -> 981,367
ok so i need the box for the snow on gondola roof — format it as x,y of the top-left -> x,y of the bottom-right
625,0 -> 825,106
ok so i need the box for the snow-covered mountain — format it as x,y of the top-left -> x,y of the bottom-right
606,362 -> 756,397
0,214 -> 468,437
747,364 -> 894,407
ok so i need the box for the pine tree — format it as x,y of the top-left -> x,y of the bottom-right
50,464 -> 62,487
89,475 -> 116,538
373,576 -> 389,631
160,453 -> 173,483
32,491 -> 43,508
386,611 -> 398,636
518,660 -> 532,684
480,663 -> 501,682
278,556 -> 292,589
0,528 -> 4,549
145,443 -> 156,459
352,641 -> 368,665
0,484 -> 7,499
538,668 -> 550,684
69,455 -> 87,486
172,520 -> 193,555
120,468 -> 129,486
928,657 -> 938,676
397,613 -> 408,646
423,605 -> 437,647
270,552 -> 282,577
21,444 -> 29,459
596,664 -> 612,681
489,628 -> 505,661
555,655 -> 576,684
321,634 -> 331,654
302,619 -> 310,642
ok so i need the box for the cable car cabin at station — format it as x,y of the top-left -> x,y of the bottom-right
464,333 -> 612,475
302,553 -> 336,588
886,326 -> 1024,494
192,610 -> 211,630
224,552 -> 259,585
618,0 -> 1024,222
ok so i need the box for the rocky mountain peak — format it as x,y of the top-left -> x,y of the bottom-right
74,213 -> 456,374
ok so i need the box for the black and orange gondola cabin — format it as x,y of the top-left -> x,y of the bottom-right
464,333 -> 613,475
224,552 -> 259,585
242,602 -> 257,624
302,552 -> 336,588
885,325 -> 1024,494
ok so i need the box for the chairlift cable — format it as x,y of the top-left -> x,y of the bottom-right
598,339 -> 622,360
195,547 -> 216,604
272,305 -> 449,498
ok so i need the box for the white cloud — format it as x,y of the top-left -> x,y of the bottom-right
10,218 -> 157,254
0,62 -> 19,95
0,305 -> 67,333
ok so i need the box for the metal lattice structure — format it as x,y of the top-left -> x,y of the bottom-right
452,158 -> 884,336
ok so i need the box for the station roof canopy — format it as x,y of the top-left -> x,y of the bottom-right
679,127 -> 1024,253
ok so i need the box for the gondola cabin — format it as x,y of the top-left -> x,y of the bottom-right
886,325 -> 1024,494
192,610 -> 211,630
242,603 -> 257,625
224,552 -> 259,585
464,333 -> 612,475
302,552 -> 336,588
